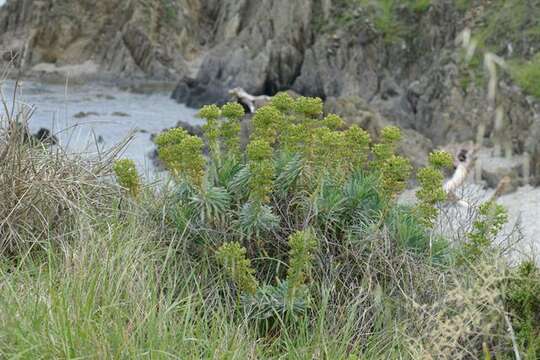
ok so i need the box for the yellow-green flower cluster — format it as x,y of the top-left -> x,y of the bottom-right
370,126 -> 411,199
428,150 -> 454,170
113,159 -> 140,197
380,155 -> 412,199
416,151 -> 453,227
281,123 -> 309,155
199,105 -> 222,160
216,242 -> 259,294
287,229 -> 318,297
199,103 -> 246,161
251,105 -> 284,144
155,128 -> 205,186
221,102 -> 245,120
311,127 -> 344,172
282,116 -> 370,178
247,139 -> 274,202
321,114 -> 345,130
270,92 -> 295,113
221,102 -> 244,157
372,126 -> 402,165
294,96 -> 323,119
343,125 -> 371,170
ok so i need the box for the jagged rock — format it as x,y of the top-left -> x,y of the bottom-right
524,110 -> 540,186
0,0 -> 209,79
172,76 -> 228,108
34,128 -> 58,145
172,0 -> 315,107
292,28 -> 381,100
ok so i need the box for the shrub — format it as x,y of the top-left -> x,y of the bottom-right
2,79 -> 529,358
130,94 -> 520,354
154,97 -> 426,266
462,201 -> 508,262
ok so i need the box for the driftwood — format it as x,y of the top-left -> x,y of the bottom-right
443,143 -> 479,208
444,144 -> 479,192
443,143 -> 511,207
228,87 -> 271,113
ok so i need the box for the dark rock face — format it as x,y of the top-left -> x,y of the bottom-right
172,0 -> 315,107
169,1 -> 539,179
172,1 -> 540,181
172,76 -> 231,109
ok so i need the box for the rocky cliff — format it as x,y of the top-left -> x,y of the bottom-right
1,0 -> 540,182
0,0 -> 210,79
170,0 -> 540,181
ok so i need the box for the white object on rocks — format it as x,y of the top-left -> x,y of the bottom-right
228,87 -> 271,113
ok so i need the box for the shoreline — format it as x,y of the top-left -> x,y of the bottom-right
3,65 -> 181,97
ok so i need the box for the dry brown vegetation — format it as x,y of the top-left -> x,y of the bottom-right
0,80 -> 123,255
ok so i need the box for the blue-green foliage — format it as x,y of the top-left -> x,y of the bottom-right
155,97 -> 458,339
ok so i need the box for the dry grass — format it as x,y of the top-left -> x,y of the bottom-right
407,259 -> 516,359
0,79 -> 123,256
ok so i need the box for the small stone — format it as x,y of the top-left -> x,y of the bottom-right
73,111 -> 99,118
111,111 -> 130,117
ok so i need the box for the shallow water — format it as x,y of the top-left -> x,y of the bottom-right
1,80 -> 201,178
